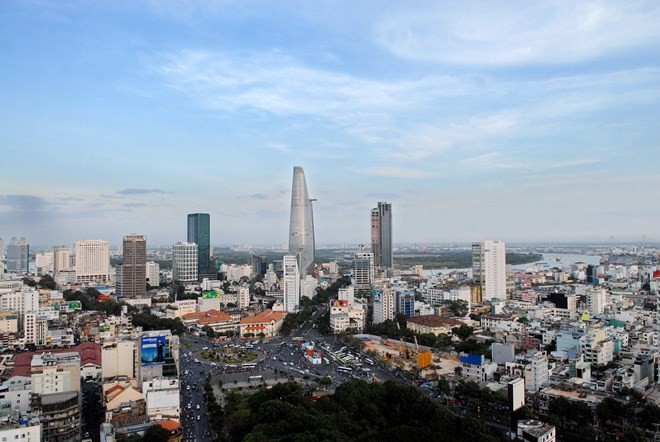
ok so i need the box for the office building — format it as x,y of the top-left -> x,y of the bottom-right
282,255 -> 300,312
121,235 -> 147,298
288,166 -> 315,275
172,242 -> 198,284
53,246 -> 71,273
472,240 -> 507,300
371,202 -> 393,269
187,213 -> 211,279
6,237 -> 29,273
75,240 -> 110,283
36,251 -> 54,273
250,254 -> 268,276
146,261 -> 160,288
30,352 -> 82,442
395,289 -> 415,317
353,252 -> 374,293
373,288 -> 394,324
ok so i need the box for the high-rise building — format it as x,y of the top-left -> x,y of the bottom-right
75,240 -> 110,283
121,235 -> 147,298
35,251 -> 54,273
146,261 -> 160,288
395,288 -> 415,317
373,288 -> 394,324
282,255 -> 300,312
371,202 -> 393,270
53,246 -> 71,273
250,254 -> 268,276
6,237 -> 29,273
187,213 -> 211,280
288,166 -> 315,275
472,240 -> 507,300
353,252 -> 374,293
172,242 -> 198,284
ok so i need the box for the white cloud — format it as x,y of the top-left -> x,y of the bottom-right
354,166 -> 431,179
374,1 -> 660,65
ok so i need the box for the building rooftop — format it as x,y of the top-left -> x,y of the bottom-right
406,315 -> 463,328
240,309 -> 285,324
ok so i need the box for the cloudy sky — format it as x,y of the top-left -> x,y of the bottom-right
1,1 -> 660,247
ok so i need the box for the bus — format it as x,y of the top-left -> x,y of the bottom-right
248,375 -> 263,382
364,358 -> 374,365
337,366 -> 353,374
242,363 -> 258,369
322,357 -> 330,365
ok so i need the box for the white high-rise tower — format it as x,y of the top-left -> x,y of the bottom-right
472,240 -> 507,300
75,240 -> 110,283
283,255 -> 300,312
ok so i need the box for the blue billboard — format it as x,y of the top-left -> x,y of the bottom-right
140,336 -> 167,366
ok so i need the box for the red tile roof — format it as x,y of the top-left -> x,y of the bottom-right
240,309 -> 284,325
10,342 -> 102,377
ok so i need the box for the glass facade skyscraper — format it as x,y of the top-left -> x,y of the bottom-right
371,202 -> 393,269
288,166 -> 315,275
187,213 -> 211,279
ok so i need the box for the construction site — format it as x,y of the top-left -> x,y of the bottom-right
357,334 -> 460,378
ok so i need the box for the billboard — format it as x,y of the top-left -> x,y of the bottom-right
202,290 -> 220,299
140,336 -> 167,366
68,301 -> 82,310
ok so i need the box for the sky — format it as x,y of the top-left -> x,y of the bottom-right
1,0 -> 660,248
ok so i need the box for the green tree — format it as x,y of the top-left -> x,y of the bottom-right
142,425 -> 170,442
445,300 -> 468,317
202,325 -> 216,338
433,333 -> 454,350
38,274 -> 57,290
452,324 -> 474,340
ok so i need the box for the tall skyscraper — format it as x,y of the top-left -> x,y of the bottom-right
187,213 -> 211,280
282,255 -> 300,312
371,202 -> 393,269
6,237 -> 29,273
472,240 -> 507,300
121,235 -> 146,298
172,242 -> 198,284
373,288 -> 394,324
288,166 -> 315,275
146,261 -> 160,288
353,251 -> 374,293
75,240 -> 110,283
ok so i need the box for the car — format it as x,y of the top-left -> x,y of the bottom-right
196,404 -> 200,410
197,415 -> 201,421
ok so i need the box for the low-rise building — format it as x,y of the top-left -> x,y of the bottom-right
406,315 -> 463,336
239,309 -> 285,338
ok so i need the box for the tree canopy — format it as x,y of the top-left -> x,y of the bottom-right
224,379 -> 505,442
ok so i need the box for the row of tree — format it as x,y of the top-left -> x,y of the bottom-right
223,379 -> 506,441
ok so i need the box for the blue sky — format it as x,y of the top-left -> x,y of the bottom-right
1,0 -> 660,247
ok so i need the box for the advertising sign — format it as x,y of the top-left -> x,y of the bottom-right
140,336 -> 167,366
202,290 -> 220,299
68,301 -> 82,310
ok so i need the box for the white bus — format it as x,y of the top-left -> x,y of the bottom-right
242,363 -> 258,369
249,375 -> 263,382
337,366 -> 353,374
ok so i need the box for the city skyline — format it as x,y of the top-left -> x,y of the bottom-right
1,1 -> 660,246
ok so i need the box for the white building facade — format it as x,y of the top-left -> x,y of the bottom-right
172,242 -> 198,284
75,240 -> 110,283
